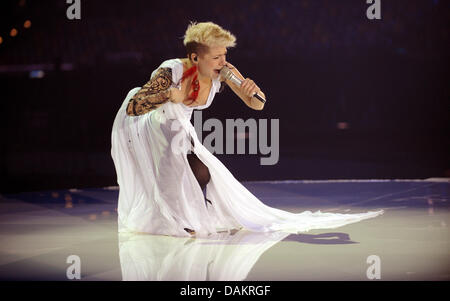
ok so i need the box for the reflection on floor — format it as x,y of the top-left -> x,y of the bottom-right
0,179 -> 448,280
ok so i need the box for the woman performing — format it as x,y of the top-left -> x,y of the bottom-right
111,22 -> 383,238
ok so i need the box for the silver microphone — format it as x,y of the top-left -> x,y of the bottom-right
220,66 -> 266,103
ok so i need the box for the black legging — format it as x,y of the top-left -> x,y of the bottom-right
185,149 -> 212,234
187,153 -> 211,191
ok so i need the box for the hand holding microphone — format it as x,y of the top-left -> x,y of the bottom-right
220,65 -> 266,104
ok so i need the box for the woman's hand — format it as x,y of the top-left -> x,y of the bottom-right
169,72 -> 196,104
222,61 -> 266,110
224,61 -> 261,99
240,78 -> 261,99
224,61 -> 236,70
169,87 -> 185,104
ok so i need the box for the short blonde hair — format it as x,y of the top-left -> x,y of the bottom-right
183,21 -> 236,48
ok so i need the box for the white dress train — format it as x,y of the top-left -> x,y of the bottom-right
111,59 -> 383,238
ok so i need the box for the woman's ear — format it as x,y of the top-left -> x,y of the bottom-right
190,53 -> 199,64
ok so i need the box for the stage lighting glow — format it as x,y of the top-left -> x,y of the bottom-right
64,193 -> 73,202
24,20 -> 32,28
337,122 -> 350,130
0,36 -> 2,44
29,70 -> 45,78
10,28 -> 18,37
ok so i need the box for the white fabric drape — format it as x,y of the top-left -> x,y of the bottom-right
111,59 -> 383,238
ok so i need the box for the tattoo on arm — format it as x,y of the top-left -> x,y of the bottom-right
126,68 -> 173,116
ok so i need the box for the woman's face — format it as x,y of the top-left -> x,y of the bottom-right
196,45 -> 227,80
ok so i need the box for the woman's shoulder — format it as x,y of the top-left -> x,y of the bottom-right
152,58 -> 184,85
158,58 -> 184,69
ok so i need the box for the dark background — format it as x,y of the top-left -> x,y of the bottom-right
0,0 -> 449,193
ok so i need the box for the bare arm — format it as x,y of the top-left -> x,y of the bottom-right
126,68 -> 173,116
221,63 -> 266,110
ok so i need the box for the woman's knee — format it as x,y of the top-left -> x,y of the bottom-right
187,154 -> 211,188
197,167 -> 211,188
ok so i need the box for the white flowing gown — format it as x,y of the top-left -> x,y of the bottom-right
111,59 -> 383,238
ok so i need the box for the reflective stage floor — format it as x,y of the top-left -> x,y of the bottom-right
0,179 -> 448,281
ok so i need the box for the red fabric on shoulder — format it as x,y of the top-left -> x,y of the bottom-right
181,65 -> 199,105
